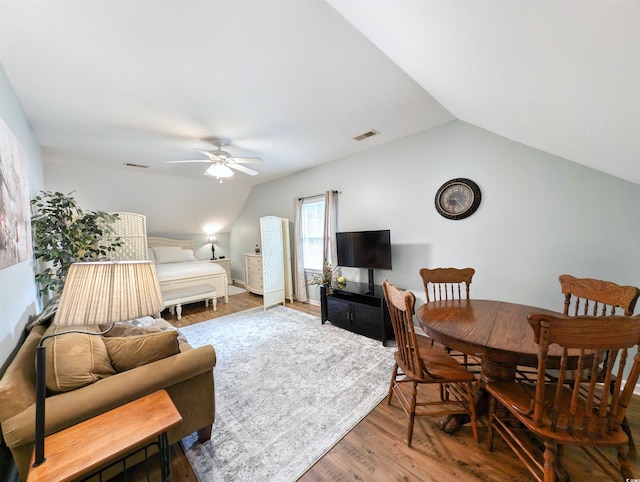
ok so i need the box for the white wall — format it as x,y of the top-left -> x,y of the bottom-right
231,120 -> 640,313
43,161 -> 252,236
41,119 -> 640,310
0,64 -> 44,368
42,161 -> 245,259
39,118 -> 640,382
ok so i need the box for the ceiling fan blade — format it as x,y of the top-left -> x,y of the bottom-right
228,156 -> 263,164
166,159 -> 214,164
194,149 -> 222,160
227,162 -> 259,176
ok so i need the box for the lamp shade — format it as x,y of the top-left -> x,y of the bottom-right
208,235 -> 218,244
54,261 -> 164,327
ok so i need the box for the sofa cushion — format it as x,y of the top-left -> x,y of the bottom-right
103,330 -> 180,372
43,324 -> 116,393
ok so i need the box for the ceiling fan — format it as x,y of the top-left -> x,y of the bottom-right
167,136 -> 262,182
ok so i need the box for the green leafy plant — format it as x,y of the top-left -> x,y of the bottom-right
31,191 -> 122,296
306,261 -> 340,286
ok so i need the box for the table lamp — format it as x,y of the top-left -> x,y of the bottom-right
33,260 -> 164,467
208,235 -> 218,260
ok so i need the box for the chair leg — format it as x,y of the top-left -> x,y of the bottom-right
387,363 -> 398,405
466,383 -> 479,443
542,440 -> 557,482
622,416 -> 637,455
618,444 -> 633,479
486,396 -> 496,451
407,380 -> 418,447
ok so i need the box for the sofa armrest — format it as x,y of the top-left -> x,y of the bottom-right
1,344 -> 216,448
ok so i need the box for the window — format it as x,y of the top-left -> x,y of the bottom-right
301,197 -> 325,270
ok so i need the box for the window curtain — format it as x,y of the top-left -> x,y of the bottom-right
323,190 -> 338,271
292,190 -> 339,303
293,196 -> 307,303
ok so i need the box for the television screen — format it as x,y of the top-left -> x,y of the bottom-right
336,230 -> 392,270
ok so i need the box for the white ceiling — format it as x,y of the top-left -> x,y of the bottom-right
1,0 -> 638,191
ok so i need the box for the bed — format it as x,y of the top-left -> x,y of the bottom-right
147,237 -> 229,303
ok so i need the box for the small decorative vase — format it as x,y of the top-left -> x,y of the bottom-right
255,244 -> 261,254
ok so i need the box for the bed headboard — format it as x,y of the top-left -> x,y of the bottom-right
147,237 -> 195,251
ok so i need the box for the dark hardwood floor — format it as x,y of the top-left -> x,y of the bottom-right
121,285 -> 640,481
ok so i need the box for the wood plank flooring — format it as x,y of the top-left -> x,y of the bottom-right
120,286 -> 640,481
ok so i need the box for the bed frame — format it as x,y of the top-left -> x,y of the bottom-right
147,236 -> 229,303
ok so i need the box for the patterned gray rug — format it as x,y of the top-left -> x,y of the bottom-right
179,305 -> 395,481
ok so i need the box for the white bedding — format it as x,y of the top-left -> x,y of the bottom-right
147,236 -> 229,303
154,260 -> 225,282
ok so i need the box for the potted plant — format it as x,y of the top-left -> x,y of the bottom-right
306,261 -> 341,291
31,191 -> 122,296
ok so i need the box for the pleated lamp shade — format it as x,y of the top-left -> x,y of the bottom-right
54,261 -> 164,327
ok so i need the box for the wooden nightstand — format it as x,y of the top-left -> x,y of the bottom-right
27,390 -> 182,482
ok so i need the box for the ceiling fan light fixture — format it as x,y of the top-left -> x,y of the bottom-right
205,163 -> 234,178
214,149 -> 230,160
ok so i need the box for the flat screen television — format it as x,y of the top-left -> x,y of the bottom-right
336,229 -> 392,270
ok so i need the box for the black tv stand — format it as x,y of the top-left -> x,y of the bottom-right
367,268 -> 375,294
320,282 -> 392,346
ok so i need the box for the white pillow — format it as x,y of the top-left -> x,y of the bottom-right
152,246 -> 184,264
181,249 -> 197,261
147,248 -> 156,263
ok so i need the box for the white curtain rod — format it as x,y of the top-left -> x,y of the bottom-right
297,190 -> 340,201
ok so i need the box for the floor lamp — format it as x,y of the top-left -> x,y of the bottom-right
33,260 -> 164,467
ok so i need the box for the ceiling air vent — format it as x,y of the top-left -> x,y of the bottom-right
123,162 -> 149,169
353,130 -> 380,141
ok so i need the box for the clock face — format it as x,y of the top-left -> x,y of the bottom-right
435,178 -> 481,220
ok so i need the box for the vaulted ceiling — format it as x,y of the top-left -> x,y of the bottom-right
1,1 -> 638,191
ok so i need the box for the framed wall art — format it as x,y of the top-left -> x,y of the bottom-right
0,116 -> 32,270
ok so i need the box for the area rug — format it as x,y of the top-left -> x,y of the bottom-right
226,284 -> 248,296
179,305 -> 395,481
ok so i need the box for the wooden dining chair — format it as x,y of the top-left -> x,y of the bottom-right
419,267 -> 475,303
558,274 -> 640,454
419,267 -> 479,372
382,279 -> 478,447
560,274 -> 640,317
486,312 -> 640,482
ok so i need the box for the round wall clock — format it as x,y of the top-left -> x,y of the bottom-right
434,178 -> 481,220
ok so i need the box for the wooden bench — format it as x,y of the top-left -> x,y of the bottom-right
162,284 -> 217,320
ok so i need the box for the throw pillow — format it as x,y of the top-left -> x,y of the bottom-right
152,246 -> 184,264
103,330 -> 180,372
181,249 -> 197,261
100,319 -> 163,337
42,324 -> 116,393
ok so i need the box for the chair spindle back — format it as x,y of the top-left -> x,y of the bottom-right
528,313 -> 640,437
382,280 -> 423,378
419,268 -> 475,303
559,274 -> 640,317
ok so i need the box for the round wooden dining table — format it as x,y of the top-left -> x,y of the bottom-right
416,299 -> 563,383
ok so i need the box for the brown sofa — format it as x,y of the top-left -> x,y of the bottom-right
0,321 -> 216,481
